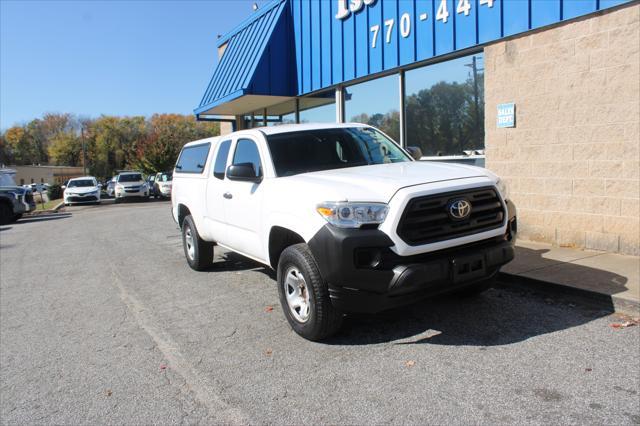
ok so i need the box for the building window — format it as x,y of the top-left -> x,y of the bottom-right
405,53 -> 484,159
345,74 -> 400,142
299,91 -> 335,123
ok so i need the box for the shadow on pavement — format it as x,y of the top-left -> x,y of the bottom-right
211,252 -> 276,280
0,226 -> 12,232
323,284 -> 615,346
503,246 -> 630,302
16,213 -> 72,224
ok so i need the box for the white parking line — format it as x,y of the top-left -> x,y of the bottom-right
109,263 -> 252,425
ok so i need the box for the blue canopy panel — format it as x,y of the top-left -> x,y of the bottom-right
195,0 -> 297,117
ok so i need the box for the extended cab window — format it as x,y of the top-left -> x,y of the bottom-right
175,143 -> 211,174
232,139 -> 262,176
213,140 -> 231,179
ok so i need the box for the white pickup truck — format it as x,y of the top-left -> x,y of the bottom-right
171,123 -> 517,341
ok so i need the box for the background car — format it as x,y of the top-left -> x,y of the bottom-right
114,172 -> 148,203
0,169 -> 36,224
146,174 -> 156,197
63,176 -> 101,205
153,171 -> 172,199
105,177 -> 116,197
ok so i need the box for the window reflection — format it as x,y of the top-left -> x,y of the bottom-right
299,91 -> 335,123
345,75 -> 400,142
405,54 -> 484,159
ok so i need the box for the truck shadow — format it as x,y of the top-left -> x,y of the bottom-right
211,251 -> 276,280
327,284 -> 613,346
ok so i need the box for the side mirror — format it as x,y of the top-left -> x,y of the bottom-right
407,146 -> 423,161
226,163 -> 262,183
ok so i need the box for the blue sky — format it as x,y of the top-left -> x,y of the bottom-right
0,0 -> 271,129
1,0 -> 479,130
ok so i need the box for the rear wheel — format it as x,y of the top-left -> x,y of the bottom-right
182,215 -> 214,271
0,203 -> 13,225
277,243 -> 343,341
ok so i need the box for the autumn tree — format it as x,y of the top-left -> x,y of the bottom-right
131,114 -> 219,173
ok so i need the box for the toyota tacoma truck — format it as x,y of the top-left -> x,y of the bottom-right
171,123 -> 516,341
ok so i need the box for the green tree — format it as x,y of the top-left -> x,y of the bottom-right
48,132 -> 82,166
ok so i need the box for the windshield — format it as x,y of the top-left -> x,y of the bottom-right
68,179 -> 95,188
158,173 -> 172,182
118,174 -> 142,182
266,127 -> 411,177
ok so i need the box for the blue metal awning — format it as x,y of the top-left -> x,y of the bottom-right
195,0 -> 296,117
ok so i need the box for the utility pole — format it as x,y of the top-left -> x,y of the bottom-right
465,56 -> 483,150
81,126 -> 87,175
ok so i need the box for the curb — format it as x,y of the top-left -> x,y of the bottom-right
52,201 -> 65,211
497,272 -> 640,316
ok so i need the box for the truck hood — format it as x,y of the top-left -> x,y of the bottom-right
285,161 -> 494,203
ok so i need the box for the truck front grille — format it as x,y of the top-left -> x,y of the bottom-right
397,187 -> 505,246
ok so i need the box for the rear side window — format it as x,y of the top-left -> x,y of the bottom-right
213,140 -> 232,180
175,143 -> 211,174
232,139 -> 262,176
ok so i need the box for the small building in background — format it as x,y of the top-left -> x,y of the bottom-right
9,165 -> 85,186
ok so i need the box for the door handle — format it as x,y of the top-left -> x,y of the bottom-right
223,192 -> 233,199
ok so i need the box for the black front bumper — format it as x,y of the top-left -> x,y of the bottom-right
308,200 -> 517,313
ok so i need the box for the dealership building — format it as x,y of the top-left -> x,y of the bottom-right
196,0 -> 639,255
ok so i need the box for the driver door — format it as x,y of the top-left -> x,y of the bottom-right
223,137 -> 264,260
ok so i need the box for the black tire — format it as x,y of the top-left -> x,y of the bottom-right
0,203 -> 12,225
451,276 -> 496,298
12,213 -> 23,222
277,243 -> 343,341
181,215 -> 214,271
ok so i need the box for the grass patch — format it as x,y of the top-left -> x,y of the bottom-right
35,198 -> 64,211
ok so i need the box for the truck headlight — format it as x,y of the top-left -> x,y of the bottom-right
316,202 -> 389,228
496,178 -> 509,201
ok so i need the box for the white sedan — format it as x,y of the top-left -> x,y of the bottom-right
63,176 -> 101,205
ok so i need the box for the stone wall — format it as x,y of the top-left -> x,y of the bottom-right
484,3 -> 640,255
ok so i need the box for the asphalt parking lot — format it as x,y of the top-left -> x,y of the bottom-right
1,201 -> 639,425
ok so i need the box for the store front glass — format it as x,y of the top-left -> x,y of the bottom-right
345,75 -> 400,142
298,91 -> 335,123
404,53 -> 485,158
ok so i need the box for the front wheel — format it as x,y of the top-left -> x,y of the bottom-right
182,215 -> 214,271
277,243 -> 343,341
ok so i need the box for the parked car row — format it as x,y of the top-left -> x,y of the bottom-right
63,171 -> 172,206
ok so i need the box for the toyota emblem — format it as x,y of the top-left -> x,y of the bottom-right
448,199 -> 472,220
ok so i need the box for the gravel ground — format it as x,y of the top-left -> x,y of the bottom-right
1,201 -> 639,425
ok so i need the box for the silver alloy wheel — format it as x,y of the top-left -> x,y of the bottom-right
284,266 -> 310,323
185,225 -> 195,261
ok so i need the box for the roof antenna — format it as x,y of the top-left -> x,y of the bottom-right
252,3 -> 259,11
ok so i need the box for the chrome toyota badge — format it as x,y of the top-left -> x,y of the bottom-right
448,199 -> 472,220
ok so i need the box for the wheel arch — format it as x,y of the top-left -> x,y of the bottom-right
177,203 -> 191,228
268,226 -> 305,270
